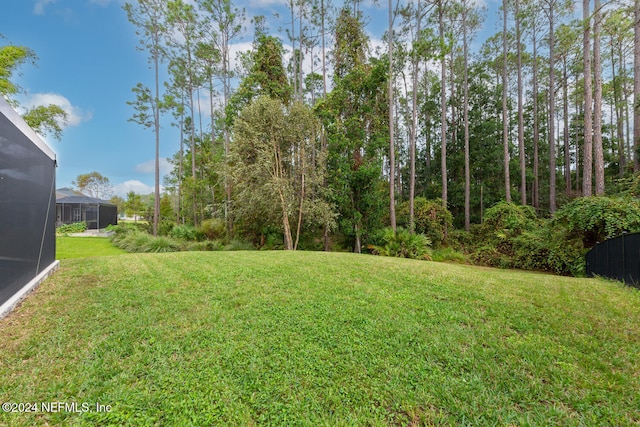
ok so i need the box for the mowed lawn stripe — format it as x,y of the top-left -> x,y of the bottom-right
1,251 -> 638,426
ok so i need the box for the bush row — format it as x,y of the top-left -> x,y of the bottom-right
467,197 -> 640,276
367,196 -> 640,276
56,222 -> 87,234
109,223 -> 253,254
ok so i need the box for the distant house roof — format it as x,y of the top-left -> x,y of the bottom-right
56,187 -> 84,198
56,188 -> 116,206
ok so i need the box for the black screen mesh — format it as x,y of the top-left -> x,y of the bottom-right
586,233 -> 640,288
0,104 -> 56,307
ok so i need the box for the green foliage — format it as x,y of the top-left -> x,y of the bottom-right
431,247 -> 467,263
466,197 -> 640,276
56,222 -> 88,234
199,218 -> 226,240
22,104 -> 68,141
397,197 -> 453,247
229,96 -> 333,250
111,230 -> 181,253
552,196 -> 640,246
158,219 -> 175,236
169,224 -> 203,241
0,44 -> 36,101
480,201 -> 539,239
72,171 -> 114,200
108,222 -> 147,236
184,240 -> 224,251
369,227 -> 432,260
318,18 -> 389,251
223,239 -> 256,251
145,235 -> 182,253
468,202 -> 540,268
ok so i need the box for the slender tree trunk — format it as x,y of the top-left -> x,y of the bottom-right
290,0 -> 297,98
280,189 -> 294,250
549,4 -> 556,213
294,144 -> 305,250
299,0 -> 304,101
153,39 -> 160,236
502,0 -> 511,203
439,2 -> 448,209
321,0 -> 327,99
593,0 -> 604,195
623,44 -> 632,164
410,0 -> 421,233
612,43 -> 625,177
463,4 -> 470,231
563,58 -> 571,194
533,22 -> 540,211
178,94 -> 185,224
635,0 -> 640,172
517,0 -> 526,206
583,0 -> 593,195
389,0 -> 397,232
321,0 -> 330,251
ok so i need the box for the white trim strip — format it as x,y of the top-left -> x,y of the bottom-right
0,261 -> 60,320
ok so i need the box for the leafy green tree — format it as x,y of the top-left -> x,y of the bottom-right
318,8 -> 388,252
125,191 -> 144,222
229,96 -> 333,250
227,34 -> 292,122
73,172 -> 114,200
124,0 -> 168,236
22,104 -> 68,141
0,43 -> 36,104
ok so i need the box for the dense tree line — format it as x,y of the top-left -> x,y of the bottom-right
124,0 -> 640,253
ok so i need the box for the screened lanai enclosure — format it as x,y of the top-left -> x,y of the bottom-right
0,97 -> 59,315
56,188 -> 117,230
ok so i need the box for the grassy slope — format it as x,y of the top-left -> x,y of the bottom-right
56,236 -> 126,259
1,251 -> 639,426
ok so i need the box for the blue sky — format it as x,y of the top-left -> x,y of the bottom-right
2,0 -> 501,198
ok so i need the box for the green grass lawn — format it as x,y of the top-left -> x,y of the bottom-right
56,236 -> 126,259
1,251 -> 639,426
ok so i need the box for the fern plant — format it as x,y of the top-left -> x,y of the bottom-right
369,227 -> 432,260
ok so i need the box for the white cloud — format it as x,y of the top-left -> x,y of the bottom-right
22,92 -> 92,128
113,180 -> 162,196
135,158 -> 173,175
34,0 -> 56,15
22,93 -> 93,127
230,41 -> 254,74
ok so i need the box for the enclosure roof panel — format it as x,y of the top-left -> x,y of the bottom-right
0,97 -> 56,161
56,194 -> 116,206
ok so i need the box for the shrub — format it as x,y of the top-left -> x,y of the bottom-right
111,230 -> 180,253
432,247 -> 467,263
144,236 -> 181,253
224,240 -> 256,251
368,227 -> 432,260
552,196 -> 640,246
397,197 -> 453,247
158,220 -> 175,236
480,201 -> 539,239
470,244 -> 511,268
200,218 -> 227,241
184,240 -> 224,252
169,224 -> 203,241
56,222 -> 87,234
469,202 -> 540,268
